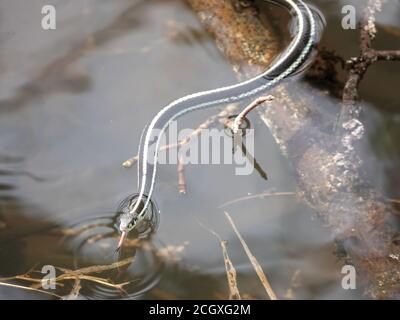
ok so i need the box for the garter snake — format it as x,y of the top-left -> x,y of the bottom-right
117,0 -> 322,248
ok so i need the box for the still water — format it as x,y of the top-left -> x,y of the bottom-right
0,0 -> 399,299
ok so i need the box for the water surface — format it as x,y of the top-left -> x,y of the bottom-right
0,0 -> 399,299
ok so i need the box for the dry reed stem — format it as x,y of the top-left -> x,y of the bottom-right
224,211 -> 277,300
197,220 -> 241,300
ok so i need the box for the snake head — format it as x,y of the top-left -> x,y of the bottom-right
115,193 -> 160,249
119,215 -> 138,232
116,215 -> 139,250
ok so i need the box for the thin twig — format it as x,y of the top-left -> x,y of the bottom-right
340,0 -> 399,122
224,211 -> 277,300
55,257 -> 134,276
374,50 -> 400,61
232,95 -> 274,134
122,105 -> 237,168
219,191 -> 296,208
63,278 -> 82,300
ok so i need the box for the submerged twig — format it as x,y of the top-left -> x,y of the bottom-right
55,257 -> 134,276
232,95 -> 274,134
63,278 -> 82,300
177,155 -> 187,194
197,220 -> 241,300
122,105 -> 237,168
284,269 -> 301,300
219,191 -> 297,208
0,257 -> 135,299
224,211 -> 277,300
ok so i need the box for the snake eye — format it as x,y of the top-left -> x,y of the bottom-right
127,218 -> 137,230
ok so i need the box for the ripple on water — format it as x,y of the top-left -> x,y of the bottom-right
62,215 -> 164,300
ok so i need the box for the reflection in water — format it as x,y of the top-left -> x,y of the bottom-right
0,0 -> 148,113
0,199 -> 61,279
223,115 -> 269,181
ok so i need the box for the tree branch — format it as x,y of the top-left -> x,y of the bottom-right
340,0 -> 399,123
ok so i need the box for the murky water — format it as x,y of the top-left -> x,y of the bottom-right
0,0 -> 399,299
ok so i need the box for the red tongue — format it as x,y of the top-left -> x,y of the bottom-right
117,231 -> 127,250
